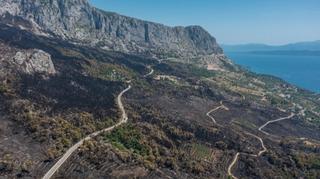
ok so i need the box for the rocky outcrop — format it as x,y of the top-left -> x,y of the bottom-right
13,50 -> 56,75
0,42 -> 56,75
0,0 -> 223,59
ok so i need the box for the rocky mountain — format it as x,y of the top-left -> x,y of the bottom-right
0,0 -> 223,60
0,1 -> 320,179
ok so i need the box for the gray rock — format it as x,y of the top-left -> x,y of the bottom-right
13,49 -> 56,75
0,0 -> 224,60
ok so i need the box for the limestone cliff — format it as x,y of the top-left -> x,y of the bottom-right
0,0 -> 232,70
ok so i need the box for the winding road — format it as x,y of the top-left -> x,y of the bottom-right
206,101 -> 295,179
244,132 -> 267,157
227,152 -> 240,179
227,132 -> 268,179
258,113 -> 295,136
227,131 -> 267,179
42,85 -> 132,179
227,112 -> 295,179
206,101 -> 229,125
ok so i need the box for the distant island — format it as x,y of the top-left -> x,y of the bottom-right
222,40 -> 320,56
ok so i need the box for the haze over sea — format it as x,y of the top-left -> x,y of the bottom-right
226,52 -> 320,93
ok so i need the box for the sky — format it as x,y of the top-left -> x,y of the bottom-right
89,0 -> 320,45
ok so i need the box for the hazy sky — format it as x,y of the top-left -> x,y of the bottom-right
90,0 -> 320,45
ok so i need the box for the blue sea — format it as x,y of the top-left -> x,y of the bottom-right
226,52 -> 320,93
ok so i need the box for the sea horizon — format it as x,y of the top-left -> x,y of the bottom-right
226,52 -> 320,93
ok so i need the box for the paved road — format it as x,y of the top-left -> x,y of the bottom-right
42,85 -> 132,179
258,113 -> 295,135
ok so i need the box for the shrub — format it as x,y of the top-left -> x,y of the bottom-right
104,124 -> 150,156
0,84 -> 7,93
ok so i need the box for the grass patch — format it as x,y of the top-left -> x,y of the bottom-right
187,64 -> 216,78
104,124 -> 149,156
85,60 -> 136,82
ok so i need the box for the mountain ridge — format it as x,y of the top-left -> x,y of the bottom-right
0,0 -> 223,59
0,1 -> 320,179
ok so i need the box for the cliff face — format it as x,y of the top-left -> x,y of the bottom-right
0,0 -> 223,58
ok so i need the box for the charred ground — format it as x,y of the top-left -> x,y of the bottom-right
0,25 -> 319,179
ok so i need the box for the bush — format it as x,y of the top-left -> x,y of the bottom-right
0,84 -> 7,93
104,124 -> 150,156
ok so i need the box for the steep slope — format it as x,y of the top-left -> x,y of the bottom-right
0,0 -> 223,59
0,1 -> 320,179
0,24 -> 319,179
